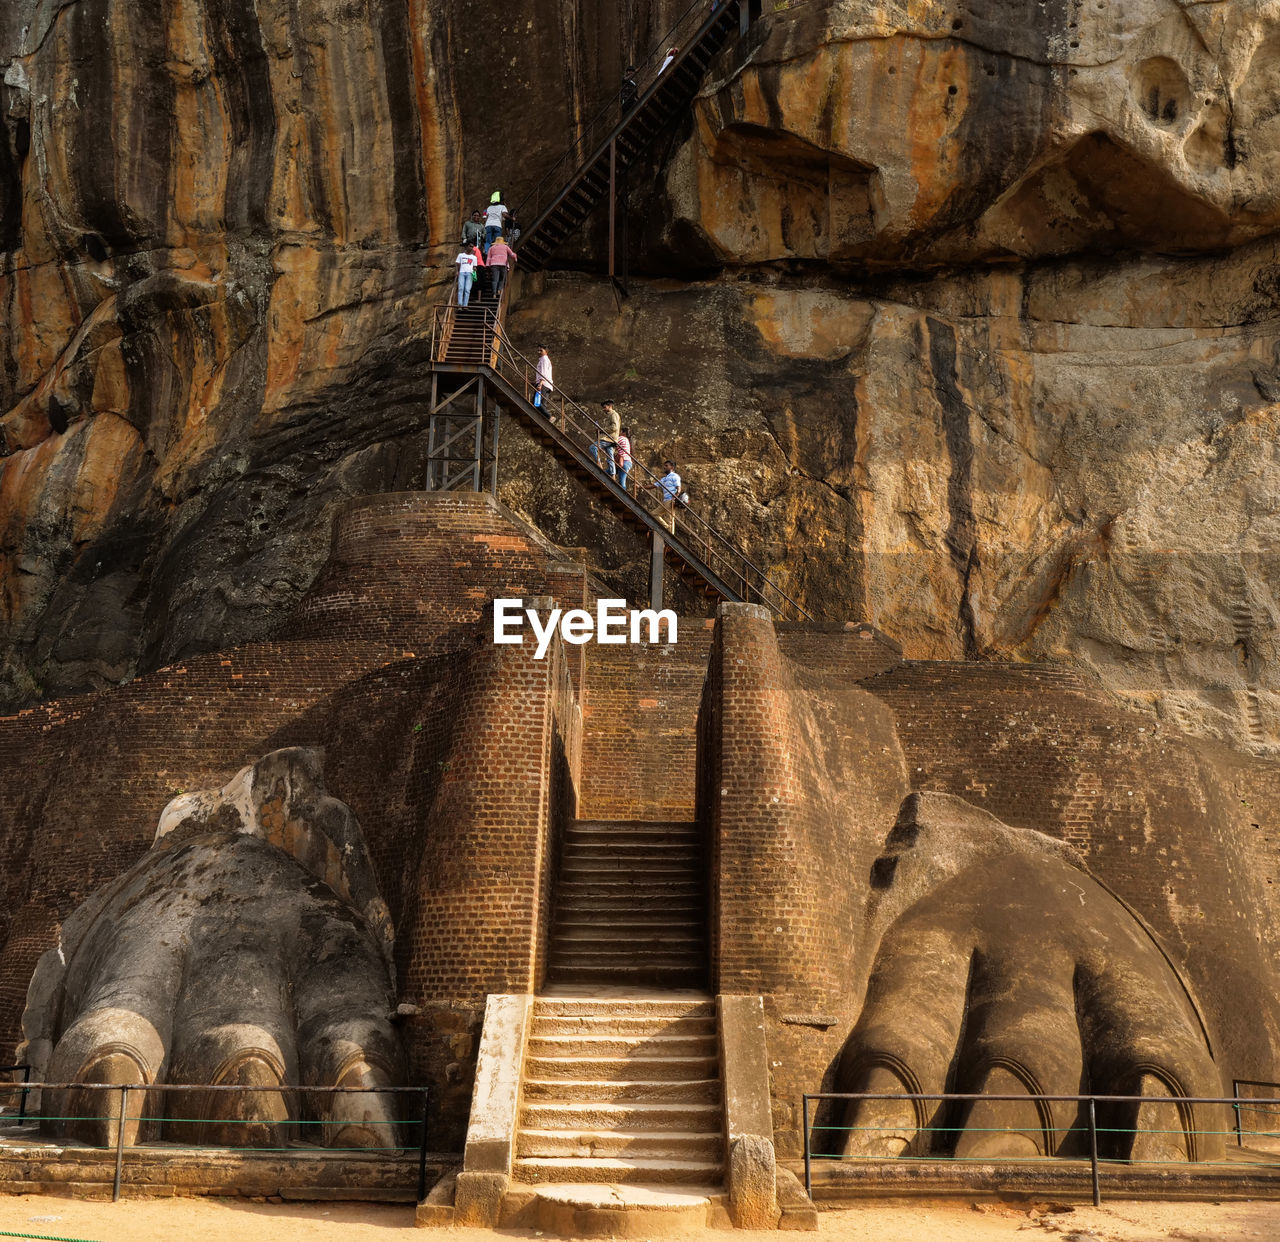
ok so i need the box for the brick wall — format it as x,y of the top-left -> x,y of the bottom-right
284,491 -> 585,646
579,622 -> 716,822
400,629 -> 580,1148
776,621 -> 903,683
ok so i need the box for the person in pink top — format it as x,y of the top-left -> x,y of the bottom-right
485,237 -> 516,299
615,426 -> 632,491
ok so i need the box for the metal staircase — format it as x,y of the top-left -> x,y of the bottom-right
427,302 -> 808,619
425,0 -> 804,617
514,0 -> 762,276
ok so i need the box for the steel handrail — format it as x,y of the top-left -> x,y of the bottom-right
510,0 -> 737,231
430,305 -> 810,619
801,1089 -> 1269,1209
1232,1079 -> 1280,1147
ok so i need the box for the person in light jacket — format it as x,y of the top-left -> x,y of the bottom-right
485,237 -> 516,299
535,347 -> 554,410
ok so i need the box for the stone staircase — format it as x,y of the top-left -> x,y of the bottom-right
513,995 -> 724,1188
546,820 -> 707,988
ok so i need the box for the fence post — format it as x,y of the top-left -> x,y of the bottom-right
1087,1097 -> 1101,1207
802,1094 -> 812,1199
17,1065 -> 30,1125
113,1085 -> 129,1202
416,1089 -> 430,1203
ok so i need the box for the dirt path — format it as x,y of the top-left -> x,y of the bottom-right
1,1195 -> 1277,1242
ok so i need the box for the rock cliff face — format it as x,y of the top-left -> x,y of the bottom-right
1,0 -> 1279,753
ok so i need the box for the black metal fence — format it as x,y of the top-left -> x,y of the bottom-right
1,1076 -> 429,1203
802,1090 -> 1280,1207
1234,1079 -> 1280,1148
0,1064 -> 31,1124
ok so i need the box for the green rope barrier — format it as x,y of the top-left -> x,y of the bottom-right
0,1231 -> 102,1242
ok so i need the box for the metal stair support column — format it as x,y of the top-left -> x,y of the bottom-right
425,280 -> 511,493
650,531 -> 665,613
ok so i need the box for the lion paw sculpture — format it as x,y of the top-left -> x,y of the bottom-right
834,793 -> 1224,1163
17,747 -> 405,1149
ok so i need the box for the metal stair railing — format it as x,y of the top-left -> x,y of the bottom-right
430,278 -> 510,367
511,0 -> 749,267
429,305 -> 811,621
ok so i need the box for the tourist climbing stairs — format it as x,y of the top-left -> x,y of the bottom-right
515,1 -> 760,271
428,305 -> 808,618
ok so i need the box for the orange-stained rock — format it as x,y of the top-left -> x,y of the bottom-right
0,0 -> 1277,759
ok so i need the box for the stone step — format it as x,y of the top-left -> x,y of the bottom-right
521,1078 -> 721,1104
544,964 -> 709,987
547,943 -> 704,960
520,1100 -> 722,1130
546,960 -> 706,981
527,1033 -> 716,1059
528,1182 -> 721,1236
548,933 -> 703,954
555,880 -> 703,899
566,827 -> 700,845
571,821 -> 698,833
524,1054 -> 718,1082
532,998 -> 713,1018
560,859 -> 699,876
555,906 -> 706,927
560,843 -> 701,859
545,951 -> 707,968
516,1129 -> 723,1161
513,1156 -> 723,1186
553,899 -> 704,915
563,837 -> 701,854
530,1013 -> 715,1038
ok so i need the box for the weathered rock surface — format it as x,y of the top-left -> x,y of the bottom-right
0,0 -> 1278,756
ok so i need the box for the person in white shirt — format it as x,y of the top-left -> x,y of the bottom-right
660,46 -> 679,74
455,248 -> 481,307
484,192 -> 508,255
535,347 -> 554,410
654,460 -> 681,532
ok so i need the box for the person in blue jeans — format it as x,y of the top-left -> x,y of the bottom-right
455,247 -> 481,307
654,459 -> 681,532
615,427 -> 632,491
483,192 -> 507,255
592,400 -> 621,476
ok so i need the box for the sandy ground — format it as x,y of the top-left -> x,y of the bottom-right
0,1195 -> 1278,1242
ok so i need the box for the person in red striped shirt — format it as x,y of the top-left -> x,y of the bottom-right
615,426 -> 632,491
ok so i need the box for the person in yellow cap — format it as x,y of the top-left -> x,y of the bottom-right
484,192 -> 508,255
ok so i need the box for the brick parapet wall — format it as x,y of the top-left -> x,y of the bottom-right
579,622 -> 715,822
697,606 -> 912,1156
283,492 -> 573,646
401,631 -> 581,1147
776,622 -> 903,683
